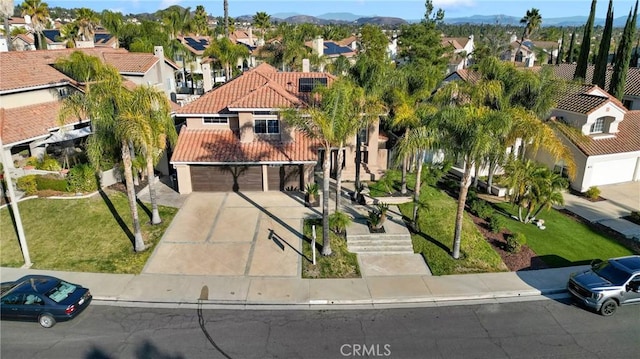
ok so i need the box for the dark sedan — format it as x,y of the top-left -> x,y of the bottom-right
1,275 -> 92,328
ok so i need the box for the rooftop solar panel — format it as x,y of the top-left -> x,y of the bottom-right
42,29 -> 60,42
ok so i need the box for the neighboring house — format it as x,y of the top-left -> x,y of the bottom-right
442,69 -> 640,192
535,84 -> 640,191
441,35 -> 474,73
502,35 -> 559,67
305,36 -> 357,71
0,47 -> 179,173
548,63 -> 640,110
170,63 -> 388,194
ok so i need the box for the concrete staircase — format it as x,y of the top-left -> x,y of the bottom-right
346,206 -> 415,254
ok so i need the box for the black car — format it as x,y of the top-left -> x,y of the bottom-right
1,275 -> 92,328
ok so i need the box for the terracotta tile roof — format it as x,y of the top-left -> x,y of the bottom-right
443,68 -> 481,83
547,63 -> 640,97
441,37 -> 470,50
0,101 -> 82,145
337,36 -> 358,47
0,48 -> 178,93
555,83 -> 627,114
177,63 -> 334,114
170,128 -> 320,164
560,111 -> 640,156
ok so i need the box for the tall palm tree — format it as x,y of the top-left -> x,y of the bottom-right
119,86 -> 178,225
203,37 -> 250,81
514,8 -> 542,62
21,0 -> 49,50
75,7 -> 99,42
223,0 -> 229,38
56,52 -> 147,252
1,0 -> 13,51
100,10 -> 124,48
253,11 -> 270,44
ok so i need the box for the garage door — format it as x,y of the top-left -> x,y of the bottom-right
590,158 -> 636,186
267,165 -> 303,191
190,165 -> 263,192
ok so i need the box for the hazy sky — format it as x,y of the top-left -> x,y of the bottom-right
41,0 -> 639,20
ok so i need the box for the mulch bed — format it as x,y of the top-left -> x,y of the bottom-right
469,214 -> 550,271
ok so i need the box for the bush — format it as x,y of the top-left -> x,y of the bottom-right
328,211 -> 352,235
489,213 -> 506,233
506,232 -> 527,253
35,175 -> 68,192
25,157 -> 39,167
16,175 -> 37,195
471,199 -> 494,220
585,186 -> 601,200
67,164 -> 98,193
37,155 -> 62,171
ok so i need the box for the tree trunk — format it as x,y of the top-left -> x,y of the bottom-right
335,146 -> 344,211
146,155 -> 161,225
122,141 -> 145,252
412,151 -> 425,225
321,149 -> 332,256
472,163 -> 480,189
401,155 -> 408,195
354,134 -> 362,190
452,160 -> 472,259
487,161 -> 496,194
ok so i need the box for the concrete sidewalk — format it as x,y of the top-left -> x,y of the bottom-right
0,265 -> 585,309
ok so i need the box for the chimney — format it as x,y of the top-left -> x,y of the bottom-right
248,27 -> 253,46
153,46 -> 166,92
202,62 -> 213,92
302,58 -> 310,73
312,36 -> 324,57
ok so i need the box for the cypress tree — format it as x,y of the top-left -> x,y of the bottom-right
594,0 -> 614,88
575,0 -> 597,80
557,31 -> 565,65
609,0 -> 638,100
566,31 -> 576,63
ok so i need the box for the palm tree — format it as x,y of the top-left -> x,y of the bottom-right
100,10 -> 124,48
58,22 -> 78,48
223,0 -> 229,38
21,0 -> 49,50
192,5 -> 209,36
119,86 -> 178,225
514,8 -> 542,62
1,0 -> 13,51
203,37 -> 250,81
56,52 -> 146,252
253,11 -> 270,44
75,7 -> 99,42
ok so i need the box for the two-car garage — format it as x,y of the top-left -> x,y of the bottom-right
189,164 -> 307,192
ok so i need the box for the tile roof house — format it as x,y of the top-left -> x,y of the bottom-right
1,47 -> 179,173
535,84 -> 640,191
170,63 -> 388,193
547,63 -> 640,111
441,35 -> 474,73
442,69 -> 640,192
305,36 -> 357,72
502,35 -> 560,67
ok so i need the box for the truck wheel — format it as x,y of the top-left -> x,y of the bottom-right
599,299 -> 618,316
39,314 -> 56,328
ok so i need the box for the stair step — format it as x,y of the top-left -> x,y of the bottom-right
348,245 -> 415,254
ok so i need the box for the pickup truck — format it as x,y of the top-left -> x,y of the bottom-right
567,255 -> 640,316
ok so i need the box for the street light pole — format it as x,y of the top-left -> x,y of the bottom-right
0,136 -> 32,268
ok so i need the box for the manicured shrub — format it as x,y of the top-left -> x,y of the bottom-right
471,199 -> 494,220
585,186 -> 601,200
16,175 -> 37,195
67,164 -> 98,193
37,155 -> 62,171
489,213 -> 506,233
328,211 -> 352,235
506,232 -> 527,253
35,175 -> 68,192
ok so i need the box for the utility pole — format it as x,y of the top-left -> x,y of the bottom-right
0,136 -> 32,268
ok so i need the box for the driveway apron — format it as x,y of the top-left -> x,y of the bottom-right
143,192 -> 316,277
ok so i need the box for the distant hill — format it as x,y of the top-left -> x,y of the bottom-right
317,12 -> 364,21
443,14 -> 640,28
355,17 -> 407,26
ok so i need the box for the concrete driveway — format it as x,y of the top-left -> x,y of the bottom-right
142,191 -> 319,277
598,182 -> 640,212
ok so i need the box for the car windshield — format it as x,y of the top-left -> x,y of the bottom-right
593,261 -> 631,286
45,281 -> 77,303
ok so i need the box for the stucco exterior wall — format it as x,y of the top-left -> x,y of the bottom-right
1,87 -> 69,109
175,164 -> 192,194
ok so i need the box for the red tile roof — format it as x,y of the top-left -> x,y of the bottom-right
0,48 -> 178,93
170,128 -> 320,164
560,111 -> 640,156
177,63 -> 334,114
547,63 -> 640,97
0,101 -> 82,145
556,83 -> 627,115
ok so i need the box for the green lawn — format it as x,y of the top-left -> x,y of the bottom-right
494,202 -> 635,267
301,218 -> 360,278
0,191 -> 177,274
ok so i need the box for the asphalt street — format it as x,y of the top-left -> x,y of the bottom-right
1,298 -> 639,359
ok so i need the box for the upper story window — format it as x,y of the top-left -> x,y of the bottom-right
57,88 -> 69,98
203,117 -> 228,124
590,117 -> 605,134
255,119 -> 280,134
